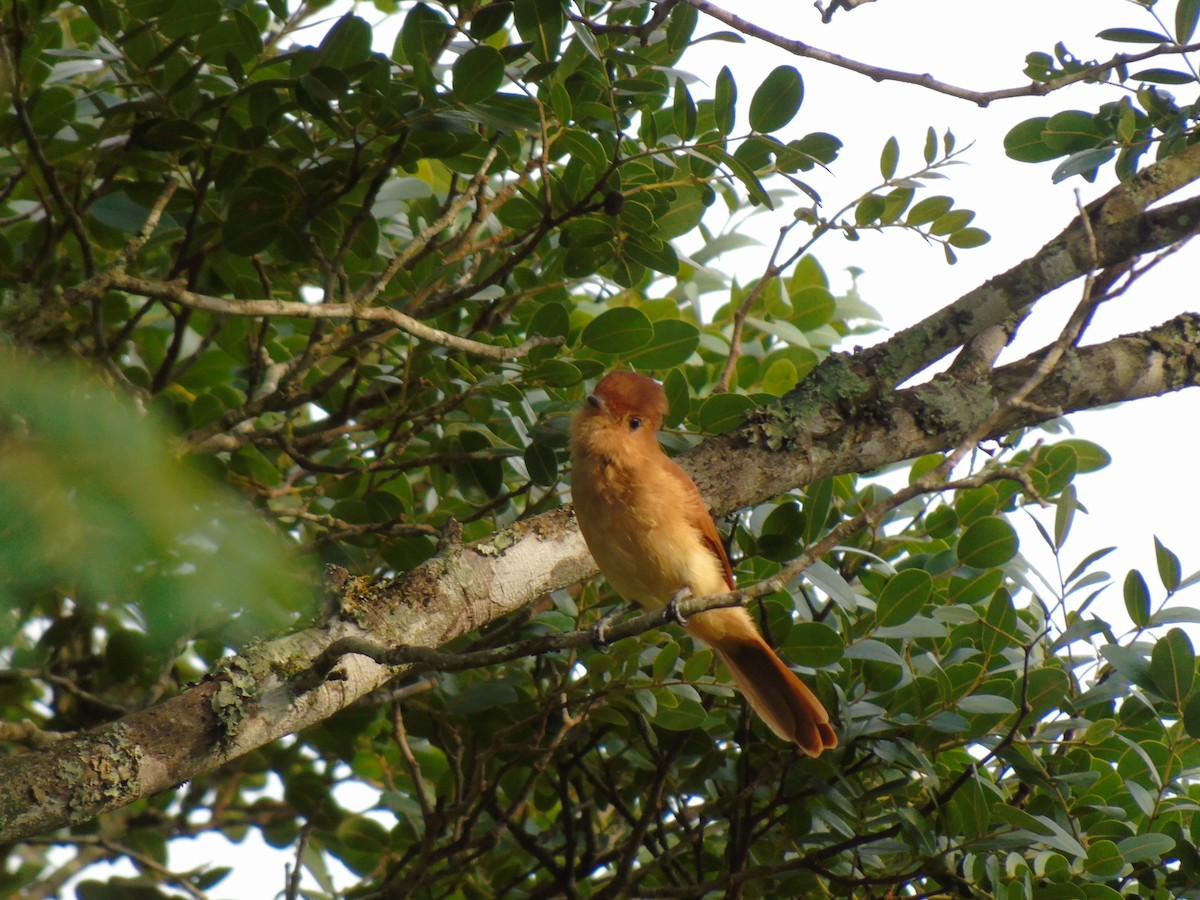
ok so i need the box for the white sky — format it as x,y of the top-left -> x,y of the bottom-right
66,2 -> 1199,896
678,0 -> 1199,618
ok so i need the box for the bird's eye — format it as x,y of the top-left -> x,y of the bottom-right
628,417 -> 642,431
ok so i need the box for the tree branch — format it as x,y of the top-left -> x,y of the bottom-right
687,0 -> 1200,107
70,272 -> 563,363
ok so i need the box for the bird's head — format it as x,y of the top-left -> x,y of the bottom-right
571,370 -> 668,458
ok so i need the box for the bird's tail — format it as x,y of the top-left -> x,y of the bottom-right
685,607 -> 837,757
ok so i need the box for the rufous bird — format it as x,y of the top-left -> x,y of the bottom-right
570,370 -> 837,756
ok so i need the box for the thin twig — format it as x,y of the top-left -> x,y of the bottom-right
284,819 -> 312,900
687,0 -> 1200,107
81,272 -> 561,362
354,145 -> 501,307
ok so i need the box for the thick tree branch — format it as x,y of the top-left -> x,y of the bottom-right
1,308 -> 1196,843
788,145 -> 1200,418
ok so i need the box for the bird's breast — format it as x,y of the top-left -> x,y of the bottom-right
572,453 -> 726,608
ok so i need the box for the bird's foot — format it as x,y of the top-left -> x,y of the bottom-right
591,609 -> 621,647
667,587 -> 692,626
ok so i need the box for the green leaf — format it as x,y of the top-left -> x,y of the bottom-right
470,1 -> 512,38
780,132 -> 842,171
453,678 -> 519,715
947,227 -> 990,249
88,192 -> 153,233
399,3 -> 448,66
682,647 -> 713,683
1052,147 -> 1115,183
662,368 -> 690,427
1154,536 -> 1182,592
956,516 -> 1018,569
923,126 -> 937,164
1100,644 -> 1153,691
705,146 -> 772,208
524,441 -> 558,487
1032,443 -> 1079,497
929,208 -> 975,236
957,694 -> 1018,715
498,194 -> 543,229
761,358 -> 798,396
1083,840 -> 1125,878
672,80 -> 697,141
802,477 -> 832,546
528,302 -> 570,341
655,186 -> 707,240
875,616 -> 947,639
1004,117 -> 1060,163
714,65 -> 736,135
744,315 -> 810,348
581,307 -> 654,354
1118,832 -> 1176,863
1124,569 -> 1151,627
453,45 -> 505,104
782,621 -> 843,668
653,642 -> 680,681
1184,693 -> 1200,738
316,14 -> 373,69
1178,0 -> 1200,42
854,194 -> 885,226
1150,627 -> 1194,704
1043,110 -> 1103,154
1097,27 -> 1171,43
337,815 -> 390,854
697,393 -> 756,434
628,319 -> 700,369
513,0 -> 563,62
1056,438 -> 1111,473
842,639 -> 904,666
748,65 -> 803,133
561,216 -> 615,247
622,236 -> 679,276
879,135 -> 899,180
529,358 -> 581,387
1054,485 -> 1076,549
906,195 -> 953,227
553,130 -> 606,173
653,697 -> 708,730
876,569 -> 933,628
0,357 -> 316,650
1132,67 -> 1196,84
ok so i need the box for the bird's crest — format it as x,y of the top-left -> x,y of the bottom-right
590,371 -> 667,423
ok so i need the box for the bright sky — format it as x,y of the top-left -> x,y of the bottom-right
67,2 -> 1199,896
675,0 -> 1199,621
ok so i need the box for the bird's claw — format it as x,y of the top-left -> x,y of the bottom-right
667,587 -> 692,626
591,609 -> 620,647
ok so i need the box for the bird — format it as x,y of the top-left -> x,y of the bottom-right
570,370 -> 837,756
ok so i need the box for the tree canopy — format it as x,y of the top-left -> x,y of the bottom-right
2,0 -> 1200,897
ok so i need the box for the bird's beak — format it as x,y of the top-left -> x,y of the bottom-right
586,393 -> 605,412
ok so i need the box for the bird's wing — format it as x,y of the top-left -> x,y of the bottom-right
671,459 -> 736,592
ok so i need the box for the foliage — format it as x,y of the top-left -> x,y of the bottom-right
1004,0 -> 1200,182
1,0 -> 1199,898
